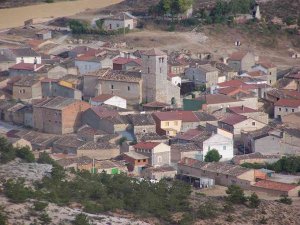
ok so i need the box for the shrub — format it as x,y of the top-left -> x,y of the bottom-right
16,147 -> 35,163
225,215 -> 234,222
222,201 -> 234,213
0,211 -> 7,225
278,195 -> 292,205
197,201 -> 219,219
73,213 -> 91,225
248,192 -> 260,208
259,216 -> 268,224
204,149 -> 222,162
33,201 -> 48,211
38,213 -> 52,224
4,178 -> 33,203
45,0 -> 54,3
226,185 -> 247,204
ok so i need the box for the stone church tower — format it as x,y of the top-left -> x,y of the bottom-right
141,49 -> 180,106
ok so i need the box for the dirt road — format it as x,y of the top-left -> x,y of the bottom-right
0,0 -> 123,30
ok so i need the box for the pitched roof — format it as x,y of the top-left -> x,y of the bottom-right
134,142 -> 161,149
88,68 -> 141,83
228,51 -> 248,61
274,99 -> 300,108
10,48 -> 40,57
124,151 -> 149,160
220,114 -> 248,126
153,111 -> 199,122
196,94 -> 239,105
143,101 -> 170,108
254,180 -> 298,192
91,94 -> 115,102
13,76 -> 40,87
9,63 -> 44,71
126,113 -> 155,126
33,96 -> 80,110
227,106 -> 258,114
142,48 -> 167,56
218,80 -> 246,88
257,61 -> 276,69
193,111 -> 217,121
113,57 -> 142,65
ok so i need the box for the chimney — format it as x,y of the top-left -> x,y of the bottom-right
34,64 -> 37,70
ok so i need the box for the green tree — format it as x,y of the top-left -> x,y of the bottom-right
0,211 -> 7,225
0,137 -> 16,163
248,192 -> 260,208
204,149 -> 222,162
95,19 -> 104,30
73,213 -> 91,225
38,213 -> 52,224
278,195 -> 292,205
4,178 -> 33,203
16,146 -> 35,163
226,185 -> 247,204
33,201 -> 48,211
197,201 -> 218,219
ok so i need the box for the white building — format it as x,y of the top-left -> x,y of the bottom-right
90,94 -> 127,109
103,12 -> 137,31
203,133 -> 234,161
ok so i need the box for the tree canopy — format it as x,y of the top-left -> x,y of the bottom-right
204,149 -> 222,162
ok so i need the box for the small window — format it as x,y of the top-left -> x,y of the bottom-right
252,122 -> 256,126
269,80 -> 272,84
111,85 -> 114,89
279,107 -> 281,111
148,67 -> 150,73
292,109 -> 295,112
137,159 -> 140,162
128,86 -> 130,91
116,24 -> 120,28
143,159 -> 146,162
285,108 -> 288,112
162,57 -> 164,63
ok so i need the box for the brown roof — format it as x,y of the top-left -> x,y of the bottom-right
123,151 -> 149,160
254,180 -> 298,192
274,99 -> 300,108
143,101 -> 170,108
9,63 -> 44,71
197,94 -> 239,105
220,114 -> 248,126
142,48 -> 167,56
227,106 -> 258,114
134,142 -> 161,149
218,80 -> 246,88
88,68 -> 141,83
228,51 -> 248,61
153,111 -> 199,122
113,57 -> 142,65
91,94 -> 115,102
258,61 -> 276,69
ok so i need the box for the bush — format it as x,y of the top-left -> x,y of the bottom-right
204,149 -> 222,162
222,201 -> 234,213
73,213 -> 91,225
259,216 -> 268,224
226,185 -> 247,204
278,195 -> 292,205
38,213 -> 52,224
248,192 -> 260,208
0,211 -> 7,225
4,178 -> 33,203
16,147 -> 35,163
225,215 -> 234,222
33,201 -> 48,211
197,201 -> 219,219
45,0 -> 54,3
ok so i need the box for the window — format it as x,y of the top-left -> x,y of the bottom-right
148,67 -> 150,73
111,85 -> 114,89
285,108 -> 288,112
162,57 -> 164,63
223,146 -> 226,150
142,129 -> 146,133
269,80 -> 272,84
128,86 -> 130,91
279,107 -> 281,111
157,156 -> 162,163
143,159 -> 146,162
252,122 -> 256,126
116,24 -> 120,28
292,109 -> 295,112
137,160 -> 140,162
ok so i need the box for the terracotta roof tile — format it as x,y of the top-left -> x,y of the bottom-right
220,114 -> 248,125
153,111 -> 199,122
227,106 -> 258,114
254,180 -> 298,192
9,63 -> 44,71
91,94 -> 115,102
228,51 -> 248,61
113,57 -> 141,65
274,99 -> 300,108
134,142 -> 160,149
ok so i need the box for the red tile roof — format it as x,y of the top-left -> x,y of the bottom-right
91,94 -> 114,102
143,101 -> 170,108
9,63 -> 44,71
254,180 -> 298,192
134,142 -> 160,149
258,61 -> 276,69
218,80 -> 246,88
197,94 -> 239,105
274,99 -> 300,108
153,111 -> 199,122
286,71 -> 300,80
218,87 -> 250,96
113,57 -> 141,65
220,114 -> 248,125
227,106 -> 258,114
247,70 -> 266,77
228,51 -> 248,61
